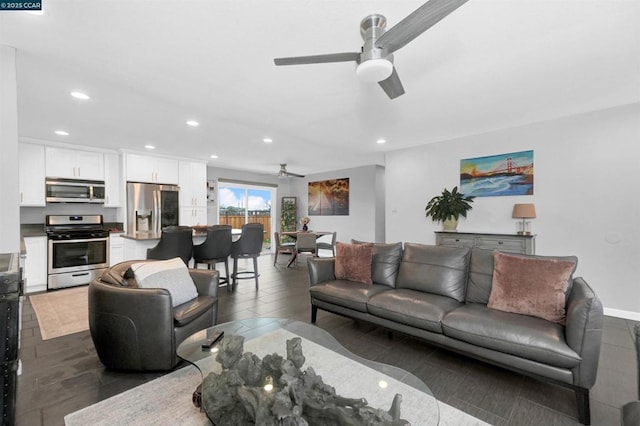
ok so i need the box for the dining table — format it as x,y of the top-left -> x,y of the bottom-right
281,231 -> 332,267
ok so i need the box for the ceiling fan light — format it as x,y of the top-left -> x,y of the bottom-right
356,59 -> 393,83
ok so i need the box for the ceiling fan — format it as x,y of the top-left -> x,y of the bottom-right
274,0 -> 469,99
276,164 -> 305,178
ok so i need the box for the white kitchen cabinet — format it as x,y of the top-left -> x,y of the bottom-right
109,234 -> 124,266
45,147 -> 104,180
23,236 -> 47,293
179,207 -> 207,227
104,153 -> 121,207
19,143 -> 46,206
179,160 -> 207,207
126,153 -> 178,184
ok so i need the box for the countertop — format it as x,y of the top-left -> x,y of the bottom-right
121,230 -> 207,241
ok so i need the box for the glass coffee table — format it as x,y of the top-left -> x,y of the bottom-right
177,317 -> 439,425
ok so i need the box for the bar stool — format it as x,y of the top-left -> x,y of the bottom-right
193,225 -> 232,291
146,226 -> 193,265
230,223 -> 263,290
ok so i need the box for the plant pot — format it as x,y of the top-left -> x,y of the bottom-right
442,218 -> 458,231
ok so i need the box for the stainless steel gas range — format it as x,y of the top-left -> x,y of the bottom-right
46,214 -> 110,290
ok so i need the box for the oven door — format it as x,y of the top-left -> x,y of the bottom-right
48,237 -> 109,275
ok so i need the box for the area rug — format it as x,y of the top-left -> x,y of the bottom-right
29,286 -> 89,340
65,329 -> 489,426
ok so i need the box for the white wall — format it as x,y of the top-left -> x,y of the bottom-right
291,165 -> 384,243
0,45 -> 20,253
385,103 -> 640,319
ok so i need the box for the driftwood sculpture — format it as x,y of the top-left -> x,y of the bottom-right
193,334 -> 410,425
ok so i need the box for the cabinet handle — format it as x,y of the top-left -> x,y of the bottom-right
498,241 -> 504,245
77,167 -> 80,177
20,192 -> 23,202
455,239 -> 460,242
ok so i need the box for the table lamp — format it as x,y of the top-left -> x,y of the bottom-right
512,203 -> 536,235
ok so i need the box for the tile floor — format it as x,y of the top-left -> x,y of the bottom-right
15,255 -> 638,425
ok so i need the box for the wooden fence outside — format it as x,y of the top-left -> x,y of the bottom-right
219,214 -> 271,243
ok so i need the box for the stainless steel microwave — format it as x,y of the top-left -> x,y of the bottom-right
45,178 -> 106,203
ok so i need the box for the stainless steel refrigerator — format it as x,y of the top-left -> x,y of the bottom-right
126,182 -> 180,234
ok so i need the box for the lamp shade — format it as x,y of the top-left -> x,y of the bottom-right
512,203 -> 536,219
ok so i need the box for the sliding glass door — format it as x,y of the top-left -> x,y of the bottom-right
218,183 -> 274,250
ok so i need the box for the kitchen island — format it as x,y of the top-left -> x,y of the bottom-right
121,231 -> 207,266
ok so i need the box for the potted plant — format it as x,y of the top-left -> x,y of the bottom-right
425,186 -> 475,231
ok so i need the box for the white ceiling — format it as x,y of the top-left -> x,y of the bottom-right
1,0 -> 638,176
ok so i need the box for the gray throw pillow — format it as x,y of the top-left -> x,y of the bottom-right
351,240 -> 403,287
130,257 -> 198,307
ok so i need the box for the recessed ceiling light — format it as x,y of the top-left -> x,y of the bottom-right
54,130 -> 69,136
186,120 -> 199,127
376,139 -> 387,144
263,138 -> 273,143
210,155 -> 219,159
70,91 -> 90,100
145,145 -> 156,150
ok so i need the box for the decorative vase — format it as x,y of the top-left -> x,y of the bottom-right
443,218 -> 458,231
302,224 -> 308,231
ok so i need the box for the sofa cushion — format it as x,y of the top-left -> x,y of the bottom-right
352,240 -> 403,287
309,280 -> 391,313
488,251 -> 577,323
130,257 -> 199,307
335,242 -> 373,285
442,303 -> 581,369
396,244 -> 471,302
173,295 -> 216,326
367,289 -> 462,334
466,248 -> 495,304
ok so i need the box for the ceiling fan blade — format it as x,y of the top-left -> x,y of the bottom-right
375,0 -> 469,54
287,172 -> 305,178
274,52 -> 360,66
378,68 -> 405,99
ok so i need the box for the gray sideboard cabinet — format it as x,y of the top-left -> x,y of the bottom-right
435,231 -> 536,255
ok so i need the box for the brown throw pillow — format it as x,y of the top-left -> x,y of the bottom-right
335,242 -> 373,285
487,251 -> 577,324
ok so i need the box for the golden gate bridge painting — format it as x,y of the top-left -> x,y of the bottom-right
460,150 -> 534,197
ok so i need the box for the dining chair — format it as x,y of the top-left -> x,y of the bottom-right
294,232 -> 317,265
230,223 -> 264,289
273,231 -> 295,266
316,231 -> 337,257
193,225 -> 232,291
146,226 -> 193,265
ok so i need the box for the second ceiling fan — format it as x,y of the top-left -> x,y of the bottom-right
274,0 -> 470,99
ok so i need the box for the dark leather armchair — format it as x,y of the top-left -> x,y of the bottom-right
193,225 -> 232,291
230,223 -> 263,289
147,226 -> 193,265
88,260 -> 219,371
622,324 -> 640,425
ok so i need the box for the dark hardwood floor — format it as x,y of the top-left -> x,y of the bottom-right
16,255 -> 637,425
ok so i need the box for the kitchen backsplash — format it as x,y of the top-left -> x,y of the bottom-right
20,204 -> 120,224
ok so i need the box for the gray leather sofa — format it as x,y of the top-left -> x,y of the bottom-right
308,243 -> 603,425
89,260 -> 219,371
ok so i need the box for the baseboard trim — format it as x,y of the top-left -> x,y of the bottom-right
604,307 -> 640,321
